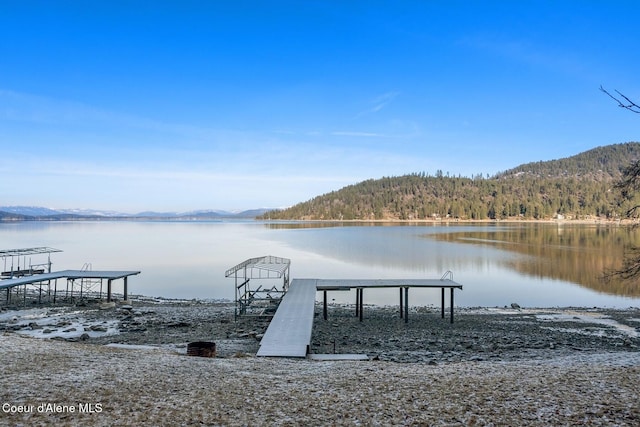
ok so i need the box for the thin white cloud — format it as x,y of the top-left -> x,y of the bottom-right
354,91 -> 400,119
371,91 -> 400,111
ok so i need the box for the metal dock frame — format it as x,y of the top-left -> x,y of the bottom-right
256,274 -> 463,358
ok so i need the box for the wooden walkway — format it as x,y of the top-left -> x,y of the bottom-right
256,279 -> 318,357
256,277 -> 462,358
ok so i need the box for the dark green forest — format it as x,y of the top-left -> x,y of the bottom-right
263,142 -> 640,221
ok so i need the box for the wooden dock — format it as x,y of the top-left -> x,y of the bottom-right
256,277 -> 463,358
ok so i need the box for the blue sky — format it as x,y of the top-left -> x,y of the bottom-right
1,1 -> 639,212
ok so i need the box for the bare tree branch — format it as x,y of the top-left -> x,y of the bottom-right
600,85 -> 640,113
615,160 -> 640,193
604,246 -> 640,281
615,160 -> 640,218
601,86 -> 640,284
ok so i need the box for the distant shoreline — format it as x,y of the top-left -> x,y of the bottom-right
0,216 -> 633,225
263,217 -> 634,226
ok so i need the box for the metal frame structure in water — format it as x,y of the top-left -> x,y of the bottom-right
317,271 -> 462,324
225,255 -> 291,319
0,270 -> 141,306
256,273 -> 464,358
0,247 -> 62,278
1,247 -> 140,306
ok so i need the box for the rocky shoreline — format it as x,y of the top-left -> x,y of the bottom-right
2,297 -> 640,426
311,305 -> 640,363
1,297 -> 639,363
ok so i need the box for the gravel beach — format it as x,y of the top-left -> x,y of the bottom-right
1,298 -> 639,426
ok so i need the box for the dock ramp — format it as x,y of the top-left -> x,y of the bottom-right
256,279 -> 317,357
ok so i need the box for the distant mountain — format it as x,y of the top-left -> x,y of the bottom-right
262,142 -> 640,221
0,206 -> 62,216
58,208 -> 129,217
0,210 -> 29,220
236,209 -> 273,218
0,206 -> 272,221
0,206 -> 127,217
134,211 -> 181,218
177,209 -> 271,219
180,209 -> 234,218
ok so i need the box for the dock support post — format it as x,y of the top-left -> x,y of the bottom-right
355,289 -> 359,317
358,288 -> 364,322
124,277 -> 128,301
404,287 -> 409,324
107,279 -> 112,302
450,288 -> 454,324
399,288 -> 403,318
323,290 -> 327,320
441,288 -> 445,319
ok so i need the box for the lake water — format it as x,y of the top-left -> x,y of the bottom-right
1,221 -> 639,308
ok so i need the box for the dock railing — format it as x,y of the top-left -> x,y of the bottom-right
441,270 -> 454,281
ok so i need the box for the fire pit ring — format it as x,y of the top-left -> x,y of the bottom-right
187,341 -> 216,358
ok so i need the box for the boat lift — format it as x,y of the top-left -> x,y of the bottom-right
0,247 -> 61,278
225,255 -> 291,319
1,247 -> 140,306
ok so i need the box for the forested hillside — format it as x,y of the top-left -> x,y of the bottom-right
495,142 -> 640,180
263,142 -> 640,221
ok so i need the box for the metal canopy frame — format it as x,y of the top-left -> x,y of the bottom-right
1,269 -> 141,306
1,247 -> 62,278
1,247 -> 140,306
225,255 -> 291,319
0,247 -> 63,258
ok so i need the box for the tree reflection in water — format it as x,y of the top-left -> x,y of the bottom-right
432,224 -> 640,297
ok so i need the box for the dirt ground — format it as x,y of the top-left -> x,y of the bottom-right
1,299 -> 639,426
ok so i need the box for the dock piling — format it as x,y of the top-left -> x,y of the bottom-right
323,290 -> 328,320
450,287 -> 454,323
404,287 -> 409,324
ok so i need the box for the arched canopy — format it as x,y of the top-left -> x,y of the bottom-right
225,255 -> 290,279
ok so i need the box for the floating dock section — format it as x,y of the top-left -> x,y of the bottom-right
256,276 -> 463,358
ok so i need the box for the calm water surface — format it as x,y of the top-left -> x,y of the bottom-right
1,221 -> 639,308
